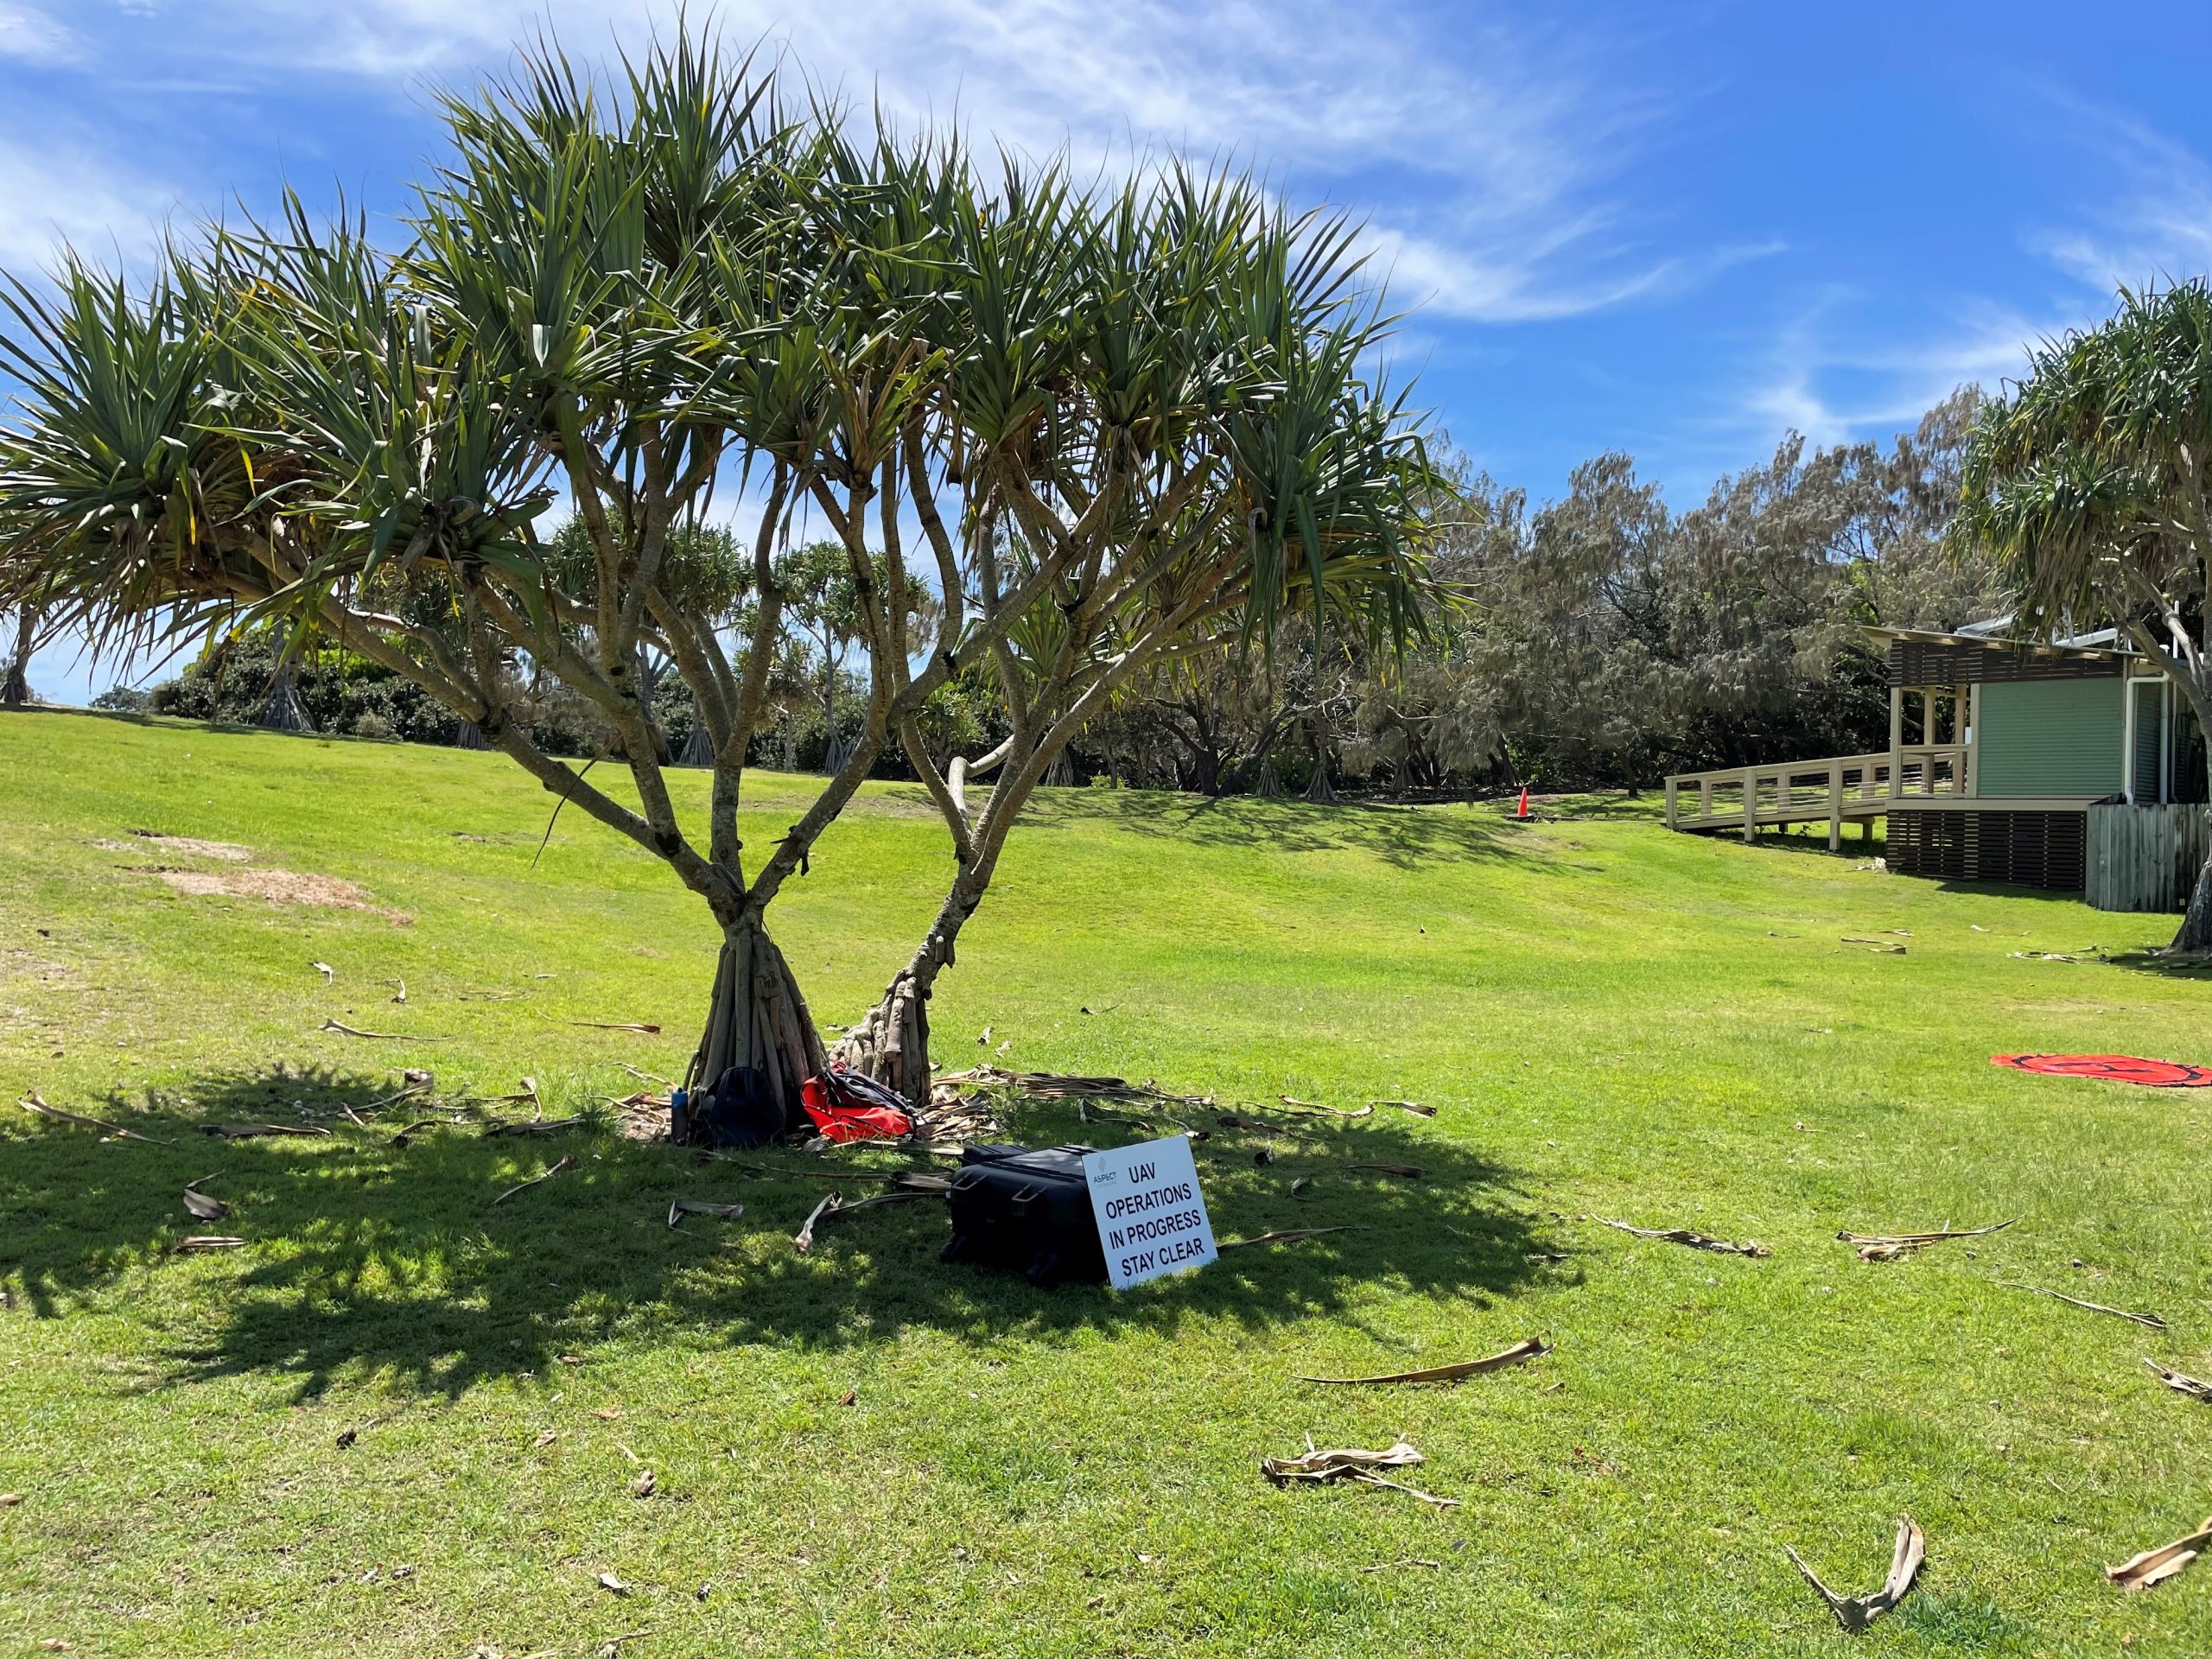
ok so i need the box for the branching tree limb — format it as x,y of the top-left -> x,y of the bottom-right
0,25 -> 1440,1119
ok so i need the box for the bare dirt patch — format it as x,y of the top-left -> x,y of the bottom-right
1,947 -> 72,988
138,866 -> 412,925
100,830 -> 257,861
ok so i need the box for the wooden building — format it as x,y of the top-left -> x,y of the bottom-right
1663,626 -> 2209,910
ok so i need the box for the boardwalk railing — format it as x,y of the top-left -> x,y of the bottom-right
1663,747 -> 1967,847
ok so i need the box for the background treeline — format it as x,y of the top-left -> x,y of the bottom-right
1094,389 -> 2011,797
105,391 -> 2008,795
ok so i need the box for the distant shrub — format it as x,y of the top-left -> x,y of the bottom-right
91,685 -> 151,714
146,627 -> 486,749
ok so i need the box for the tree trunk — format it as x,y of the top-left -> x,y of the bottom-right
679,915 -> 830,1141
638,657 -> 673,766
834,865 -> 988,1106
260,661 -> 315,732
2161,660 -> 2212,954
2172,823 -> 2212,953
258,627 -> 316,734
1,606 -> 37,708
820,659 -> 842,775
2144,651 -> 2212,954
1304,731 -> 1336,802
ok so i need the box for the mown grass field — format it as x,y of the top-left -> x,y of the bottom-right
3,709 -> 2210,1658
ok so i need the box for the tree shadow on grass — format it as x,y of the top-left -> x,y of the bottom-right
1729,826 -> 1887,862
1926,877 -> 2106,906
1009,787 -> 1563,874
20,706 -> 358,743
2101,945 -> 2212,981
1517,791 -> 1662,823
0,1065 -> 1564,1402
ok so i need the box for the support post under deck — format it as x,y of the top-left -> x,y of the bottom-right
1888,687 -> 1904,800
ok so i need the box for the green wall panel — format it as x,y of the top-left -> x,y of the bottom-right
1977,677 -> 2124,798
2133,682 -> 2165,801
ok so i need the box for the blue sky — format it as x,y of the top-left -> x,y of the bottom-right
13,0 -> 2212,701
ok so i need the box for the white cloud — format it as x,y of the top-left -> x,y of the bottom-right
1374,219 -> 1786,324
92,0 -> 1747,326
2030,109 -> 2212,297
0,2 -> 78,65
171,0 -> 1581,177
1734,296 -> 2044,451
0,132 -> 178,270
1720,103 -> 2212,465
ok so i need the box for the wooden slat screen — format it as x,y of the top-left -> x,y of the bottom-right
1889,810 -> 2087,891
1889,640 -> 2123,689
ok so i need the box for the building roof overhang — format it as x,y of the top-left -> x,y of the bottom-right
1859,625 -> 2152,669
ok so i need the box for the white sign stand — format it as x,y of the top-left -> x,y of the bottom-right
1082,1135 -> 1217,1289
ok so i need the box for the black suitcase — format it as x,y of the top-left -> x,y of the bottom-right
941,1143 -> 1109,1288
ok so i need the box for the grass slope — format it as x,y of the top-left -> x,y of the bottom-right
3,709 -> 2209,1658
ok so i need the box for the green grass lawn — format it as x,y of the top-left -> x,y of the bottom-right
3,709 -> 2210,1658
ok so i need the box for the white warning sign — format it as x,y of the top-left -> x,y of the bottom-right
1082,1135 -> 1217,1290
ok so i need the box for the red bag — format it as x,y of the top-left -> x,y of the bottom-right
799,1065 -> 914,1142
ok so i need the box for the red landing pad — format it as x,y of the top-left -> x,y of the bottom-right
1992,1053 -> 2212,1088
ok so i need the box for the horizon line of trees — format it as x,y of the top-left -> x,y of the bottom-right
78,387 -> 2012,798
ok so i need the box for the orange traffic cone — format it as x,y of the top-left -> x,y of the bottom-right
1516,786 -> 1529,820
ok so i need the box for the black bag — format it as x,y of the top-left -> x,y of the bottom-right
941,1143 -> 1108,1288
677,1064 -> 785,1149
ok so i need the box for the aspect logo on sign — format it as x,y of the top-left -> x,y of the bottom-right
1082,1135 -> 1217,1290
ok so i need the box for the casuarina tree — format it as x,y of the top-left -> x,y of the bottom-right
1957,279 -> 2212,951
0,28 -> 1437,1121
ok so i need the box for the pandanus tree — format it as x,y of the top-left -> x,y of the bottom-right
1957,279 -> 2212,950
831,267 -> 1436,1092
0,601 -> 35,706
0,29 -> 1437,1120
